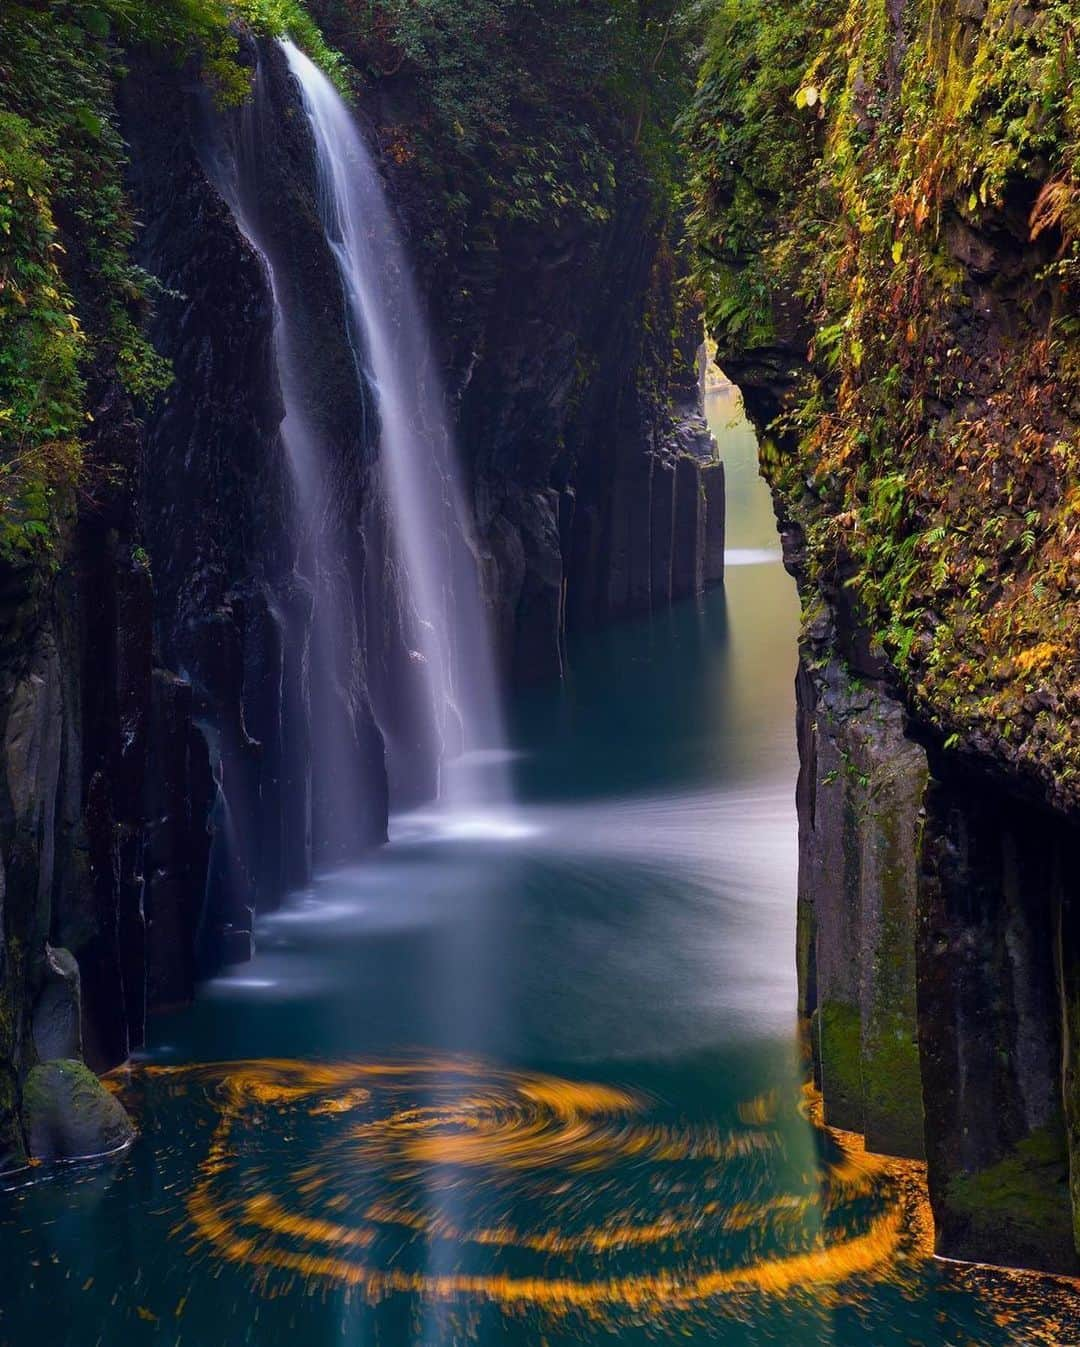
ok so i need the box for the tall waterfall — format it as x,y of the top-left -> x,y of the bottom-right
282,40 -> 508,813
201,61 -> 386,870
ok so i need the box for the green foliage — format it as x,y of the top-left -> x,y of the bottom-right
685,0 -> 1080,801
0,0 -> 336,565
681,0 -> 843,350
311,0 -> 701,241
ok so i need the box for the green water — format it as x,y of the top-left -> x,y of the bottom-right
1,388 -> 1076,1345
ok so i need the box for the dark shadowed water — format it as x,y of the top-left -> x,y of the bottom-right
1,389 -> 1076,1345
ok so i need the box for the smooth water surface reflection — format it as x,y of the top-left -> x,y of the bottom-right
0,389 -> 1076,1344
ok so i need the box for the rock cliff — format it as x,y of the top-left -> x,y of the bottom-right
687,0 -> 1080,1274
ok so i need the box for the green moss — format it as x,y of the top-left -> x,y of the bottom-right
22,1059 -> 135,1163
862,775 -> 926,1157
796,895 -> 816,1021
947,1124 -> 1074,1248
818,999 -> 863,1127
863,1010 -> 923,1155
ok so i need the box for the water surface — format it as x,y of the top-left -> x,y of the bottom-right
1,389 -> 1075,1345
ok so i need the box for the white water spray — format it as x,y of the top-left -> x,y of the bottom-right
282,41 -> 508,813
201,62 -> 382,866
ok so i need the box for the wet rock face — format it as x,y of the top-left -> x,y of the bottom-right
121,49 -> 298,958
0,401 -> 150,1150
32,947 -> 82,1064
142,672 -> 212,1013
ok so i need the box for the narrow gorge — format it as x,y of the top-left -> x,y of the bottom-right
1,1 -> 1079,1343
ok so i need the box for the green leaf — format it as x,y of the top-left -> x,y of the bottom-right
82,9 -> 111,39
74,106 -> 103,138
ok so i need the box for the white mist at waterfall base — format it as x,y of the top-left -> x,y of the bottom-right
282,40 -> 509,821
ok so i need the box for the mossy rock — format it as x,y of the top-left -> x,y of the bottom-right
21,1061 -> 135,1164
817,1000 -> 864,1132
946,1125 -> 1077,1273
863,1015 -> 925,1160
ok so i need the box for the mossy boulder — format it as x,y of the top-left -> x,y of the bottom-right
21,1061 -> 135,1164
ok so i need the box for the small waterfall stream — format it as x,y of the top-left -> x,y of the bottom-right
282,40 -> 508,816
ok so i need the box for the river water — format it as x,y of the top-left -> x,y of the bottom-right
1,389 -> 1076,1345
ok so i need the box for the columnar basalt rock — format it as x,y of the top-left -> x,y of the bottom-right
793,602 -> 1080,1273
731,389 -> 1080,1275
796,654 -> 927,1161
918,767 -> 1078,1274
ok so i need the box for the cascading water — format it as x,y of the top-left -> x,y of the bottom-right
281,40 -> 509,815
201,61 -> 386,868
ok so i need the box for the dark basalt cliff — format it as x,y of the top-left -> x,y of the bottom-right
0,24 -> 719,1171
687,0 -> 1080,1277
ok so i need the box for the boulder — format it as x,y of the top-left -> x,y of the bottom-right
22,1060 -> 135,1163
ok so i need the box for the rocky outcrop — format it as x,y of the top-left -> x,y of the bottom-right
21,1058 -> 135,1163
0,340 -> 156,1159
918,763 -> 1078,1274
32,945 -> 82,1064
796,655 -> 926,1162
689,0 -> 1080,1278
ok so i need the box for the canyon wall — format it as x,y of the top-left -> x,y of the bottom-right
0,12 -> 718,1169
687,0 -> 1080,1275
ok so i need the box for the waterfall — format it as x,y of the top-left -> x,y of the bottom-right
201,61 -> 386,868
281,40 -> 508,814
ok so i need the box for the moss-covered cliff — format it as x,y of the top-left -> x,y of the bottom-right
687,0 -> 1080,805
685,0 -> 1080,1276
